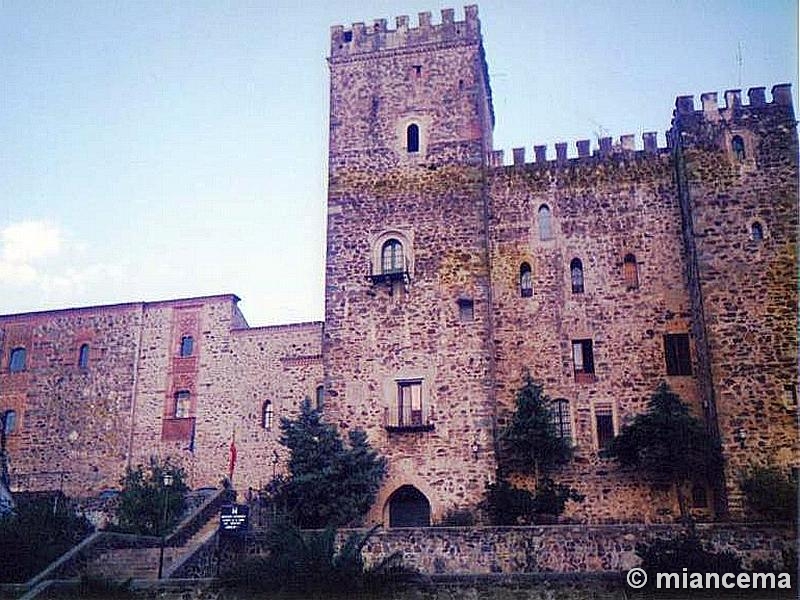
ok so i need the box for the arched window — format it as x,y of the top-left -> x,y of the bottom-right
751,222 -> 764,241
78,344 -> 90,369
550,399 -> 572,443
180,336 -> 194,357
623,254 -> 639,289
315,385 -> 324,411
538,205 -> 552,241
174,390 -> 191,419
262,401 -> 274,429
519,262 -> 533,297
381,239 -> 404,274
2,410 -> 17,435
731,135 -> 745,161
406,123 -> 420,153
570,258 -> 584,293
8,348 -> 26,373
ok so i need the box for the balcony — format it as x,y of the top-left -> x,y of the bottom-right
367,257 -> 410,285
384,406 -> 434,433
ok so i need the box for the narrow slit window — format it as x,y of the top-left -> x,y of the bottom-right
78,344 -> 90,369
751,222 -> 764,241
731,135 -> 745,161
519,262 -> 533,297
623,254 -> 639,289
538,205 -> 552,241
262,401 -> 274,429
570,258 -> 584,294
315,385 -> 325,411
406,123 -> 420,153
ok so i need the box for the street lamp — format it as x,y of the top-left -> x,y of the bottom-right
157,472 -> 174,579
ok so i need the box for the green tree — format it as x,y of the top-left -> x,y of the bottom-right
500,374 -> 572,483
609,382 -> 722,525
271,398 -> 387,529
115,456 -> 188,536
0,494 -> 92,582
739,465 -> 797,522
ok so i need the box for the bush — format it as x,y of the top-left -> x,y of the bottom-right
739,465 -> 797,522
637,533 -> 742,576
221,520 -> 412,596
0,494 -> 93,583
113,456 -> 188,536
482,477 -> 583,525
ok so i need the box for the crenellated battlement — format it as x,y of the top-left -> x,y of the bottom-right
330,5 -> 480,60
673,84 -> 793,122
486,132 -> 669,169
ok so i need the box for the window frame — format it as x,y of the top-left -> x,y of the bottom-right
262,400 -> 274,429
406,123 -> 420,153
623,254 -> 639,290
550,398 -> 572,444
570,258 -> 584,294
8,347 -> 26,373
179,335 -> 194,357
572,339 -> 595,382
381,239 -> 404,275
519,262 -> 533,297
78,343 -> 90,369
174,390 -> 191,419
594,404 -> 615,453
663,333 -> 692,376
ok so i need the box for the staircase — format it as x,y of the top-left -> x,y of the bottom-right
83,501 -> 223,581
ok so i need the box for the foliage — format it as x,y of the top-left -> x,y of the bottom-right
0,494 -> 93,583
499,374 -> 573,480
221,520 -> 412,596
436,507 -> 476,527
113,456 -> 188,536
739,465 -> 798,522
72,574 -> 135,599
270,398 -> 386,529
609,382 -> 722,522
482,477 -> 584,525
637,533 -> 742,576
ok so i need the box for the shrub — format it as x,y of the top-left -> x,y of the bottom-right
221,521 -> 412,596
483,477 -> 583,525
0,494 -> 93,583
637,533 -> 742,576
739,465 -> 797,522
114,456 -> 188,536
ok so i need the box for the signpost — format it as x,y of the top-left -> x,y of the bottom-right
220,503 -> 249,535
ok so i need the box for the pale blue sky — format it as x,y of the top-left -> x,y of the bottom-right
0,1 -> 796,325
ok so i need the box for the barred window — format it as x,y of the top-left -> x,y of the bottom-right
623,254 -> 639,289
262,400 -> 274,429
551,399 -> 572,443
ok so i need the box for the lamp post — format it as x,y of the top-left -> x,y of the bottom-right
157,472 -> 174,579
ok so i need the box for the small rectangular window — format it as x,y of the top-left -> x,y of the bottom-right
783,384 -> 798,409
595,405 -> 614,451
174,391 -> 191,418
664,333 -> 691,376
572,339 -> 594,381
180,336 -> 194,357
458,299 -> 474,322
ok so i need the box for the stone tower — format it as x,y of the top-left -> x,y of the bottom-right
671,86 -> 798,516
323,6 -> 496,525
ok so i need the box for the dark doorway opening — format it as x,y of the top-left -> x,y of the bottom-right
388,485 -> 430,527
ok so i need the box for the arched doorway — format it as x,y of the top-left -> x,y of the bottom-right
387,485 -> 430,527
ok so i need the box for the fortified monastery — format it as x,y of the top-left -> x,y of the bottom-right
0,6 -> 796,527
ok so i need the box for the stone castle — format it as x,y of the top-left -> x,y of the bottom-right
0,6 -> 796,526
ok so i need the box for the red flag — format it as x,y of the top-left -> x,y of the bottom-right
228,432 -> 237,480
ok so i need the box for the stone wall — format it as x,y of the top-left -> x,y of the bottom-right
0,296 -> 322,497
217,523 -> 794,576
